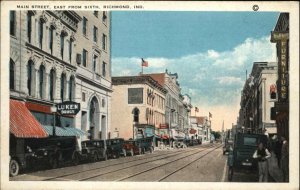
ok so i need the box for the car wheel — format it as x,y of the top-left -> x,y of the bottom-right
228,166 -> 234,181
50,156 -> 59,169
122,149 -> 127,157
72,152 -> 79,166
142,148 -> 146,154
130,149 -> 134,156
150,147 -> 153,153
9,159 -> 20,177
93,152 -> 98,162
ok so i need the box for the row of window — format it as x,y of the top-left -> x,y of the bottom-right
10,59 -> 75,102
82,16 -> 108,50
82,49 -> 107,77
10,11 -> 108,71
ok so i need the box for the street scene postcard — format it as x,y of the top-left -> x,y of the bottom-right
0,1 -> 299,190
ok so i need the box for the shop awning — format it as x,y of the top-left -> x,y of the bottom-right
42,125 -> 86,137
10,99 -> 48,138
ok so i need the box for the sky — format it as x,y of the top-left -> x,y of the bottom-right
111,11 -> 279,131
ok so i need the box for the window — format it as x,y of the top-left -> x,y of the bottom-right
38,20 -> 44,49
27,60 -> 34,96
60,73 -> 66,101
102,62 -> 106,77
82,92 -> 86,102
69,76 -> 75,101
243,137 -> 257,146
10,11 -> 16,36
49,26 -> 54,54
82,49 -> 87,67
69,39 -> 73,63
39,65 -> 45,99
93,55 -> 98,72
49,69 -> 55,101
94,11 -> 98,17
60,33 -> 65,59
82,17 -> 87,36
93,26 -> 98,43
27,12 -> 32,42
10,59 -> 15,90
102,98 -> 105,107
102,34 -> 107,50
133,108 -> 140,122
102,11 -> 107,23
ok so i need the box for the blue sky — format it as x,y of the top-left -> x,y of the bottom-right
111,11 -> 279,130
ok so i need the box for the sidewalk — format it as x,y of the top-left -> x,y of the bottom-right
268,151 -> 284,182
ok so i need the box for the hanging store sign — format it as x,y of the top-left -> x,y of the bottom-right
271,31 -> 289,101
57,101 -> 80,115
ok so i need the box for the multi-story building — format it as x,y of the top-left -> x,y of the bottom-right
74,11 -> 112,140
111,75 -> 167,145
190,116 -> 210,143
270,13 -> 289,140
143,71 -> 188,143
9,10 -> 111,140
238,62 -> 277,136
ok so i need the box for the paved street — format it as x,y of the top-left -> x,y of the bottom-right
10,143 -> 262,182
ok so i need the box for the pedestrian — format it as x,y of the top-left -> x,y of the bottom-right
280,136 -> 289,182
274,136 -> 282,168
253,142 -> 271,182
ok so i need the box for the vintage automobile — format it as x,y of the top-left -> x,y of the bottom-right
106,138 -> 126,158
223,138 -> 234,155
227,133 -> 268,181
123,137 -> 154,156
9,135 -> 79,176
136,137 -> 154,154
81,140 -> 107,162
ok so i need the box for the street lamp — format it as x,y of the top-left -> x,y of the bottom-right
169,108 -> 175,147
51,105 -> 57,136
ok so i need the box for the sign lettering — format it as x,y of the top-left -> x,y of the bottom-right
56,101 -> 80,115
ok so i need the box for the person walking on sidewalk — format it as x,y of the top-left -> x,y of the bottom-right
253,142 -> 271,182
281,137 -> 289,182
274,136 -> 282,168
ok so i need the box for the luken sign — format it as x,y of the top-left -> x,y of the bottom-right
57,101 -> 80,115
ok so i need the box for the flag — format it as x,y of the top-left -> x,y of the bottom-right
209,112 -> 212,118
195,107 -> 199,112
141,58 -> 148,67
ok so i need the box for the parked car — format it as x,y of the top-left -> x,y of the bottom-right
123,140 -> 141,156
9,135 -> 79,176
81,140 -> 107,162
223,139 -> 234,155
227,133 -> 268,181
106,138 -> 126,158
136,137 -> 154,154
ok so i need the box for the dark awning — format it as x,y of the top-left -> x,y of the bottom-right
42,125 -> 86,137
10,99 -> 48,138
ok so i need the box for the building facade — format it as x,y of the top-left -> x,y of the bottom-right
238,62 -> 277,136
9,10 -> 111,140
270,13 -> 289,140
111,76 -> 167,142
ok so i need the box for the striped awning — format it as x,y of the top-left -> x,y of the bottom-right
10,99 -> 48,138
42,125 -> 86,137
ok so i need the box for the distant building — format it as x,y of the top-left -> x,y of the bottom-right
190,116 -> 211,143
111,75 -> 167,145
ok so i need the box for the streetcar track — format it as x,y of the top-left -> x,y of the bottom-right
116,144 -> 221,182
157,145 -> 222,181
43,144 -> 212,181
79,144 -> 218,181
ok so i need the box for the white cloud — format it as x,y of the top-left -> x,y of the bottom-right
215,76 -> 244,85
112,36 -> 276,108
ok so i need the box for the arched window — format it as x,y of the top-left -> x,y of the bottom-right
10,59 -> 15,90
60,31 -> 67,60
68,76 -> 75,101
132,107 -> 140,123
49,69 -> 56,101
27,60 -> 34,96
39,65 -> 45,99
89,97 -> 99,125
60,73 -> 66,101
49,26 -> 55,54
38,19 -> 44,49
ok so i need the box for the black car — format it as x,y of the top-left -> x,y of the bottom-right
81,140 -> 107,162
106,138 -> 126,158
227,133 -> 268,181
9,136 -> 79,176
135,137 -> 154,154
